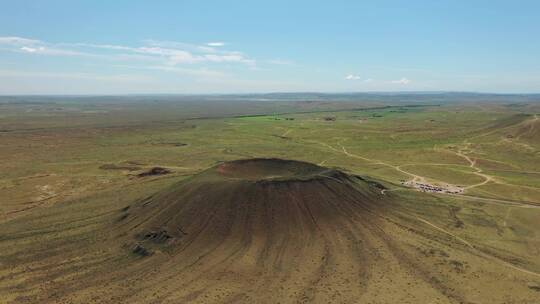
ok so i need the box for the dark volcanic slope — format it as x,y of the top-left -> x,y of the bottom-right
121,158 -> 385,258
2,159 -> 539,303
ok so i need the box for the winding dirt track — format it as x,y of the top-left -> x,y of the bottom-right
107,160 -> 540,303
311,135 -> 540,205
1,159 -> 539,303
449,148 -> 494,190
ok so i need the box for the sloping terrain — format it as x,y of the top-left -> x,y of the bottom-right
510,114 -> 540,142
1,158 -> 539,303
119,158 -> 386,260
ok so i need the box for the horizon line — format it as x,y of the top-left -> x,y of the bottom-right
2,90 -> 540,97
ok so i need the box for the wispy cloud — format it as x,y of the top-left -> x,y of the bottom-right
66,42 -> 135,51
112,64 -> 227,78
132,46 -> 254,66
0,36 -> 302,94
391,77 -> 411,85
0,36 -> 41,45
268,59 -> 294,65
20,46 -> 41,53
142,40 -> 254,66
0,36 -> 257,67
206,42 -> 225,47
136,47 -> 201,64
19,45 -> 90,56
345,74 -> 361,80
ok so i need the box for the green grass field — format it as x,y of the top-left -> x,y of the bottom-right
1,95 -> 539,303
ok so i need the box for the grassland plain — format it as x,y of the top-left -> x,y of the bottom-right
0,95 -> 539,303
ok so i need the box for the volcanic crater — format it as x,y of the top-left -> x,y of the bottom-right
119,158 -> 387,256
4,158 -> 532,303
100,158 -> 522,303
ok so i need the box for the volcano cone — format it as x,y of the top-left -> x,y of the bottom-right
121,159 -> 385,256
109,158 -> 482,303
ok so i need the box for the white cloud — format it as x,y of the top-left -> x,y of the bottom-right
391,78 -> 411,84
364,78 -> 373,83
169,51 -> 202,64
67,43 -> 134,51
0,36 -> 306,93
268,59 -> 294,65
345,74 -> 361,80
0,37 -> 96,57
145,40 -> 218,53
20,46 -> 41,53
0,36 -> 261,67
204,53 -> 254,65
134,46 -> 254,65
0,36 -> 41,45
20,46 -> 91,57
136,47 -> 201,64
206,42 -> 225,47
111,64 -> 227,78
138,40 -> 255,65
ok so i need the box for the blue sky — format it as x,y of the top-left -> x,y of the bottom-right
0,0 -> 539,94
